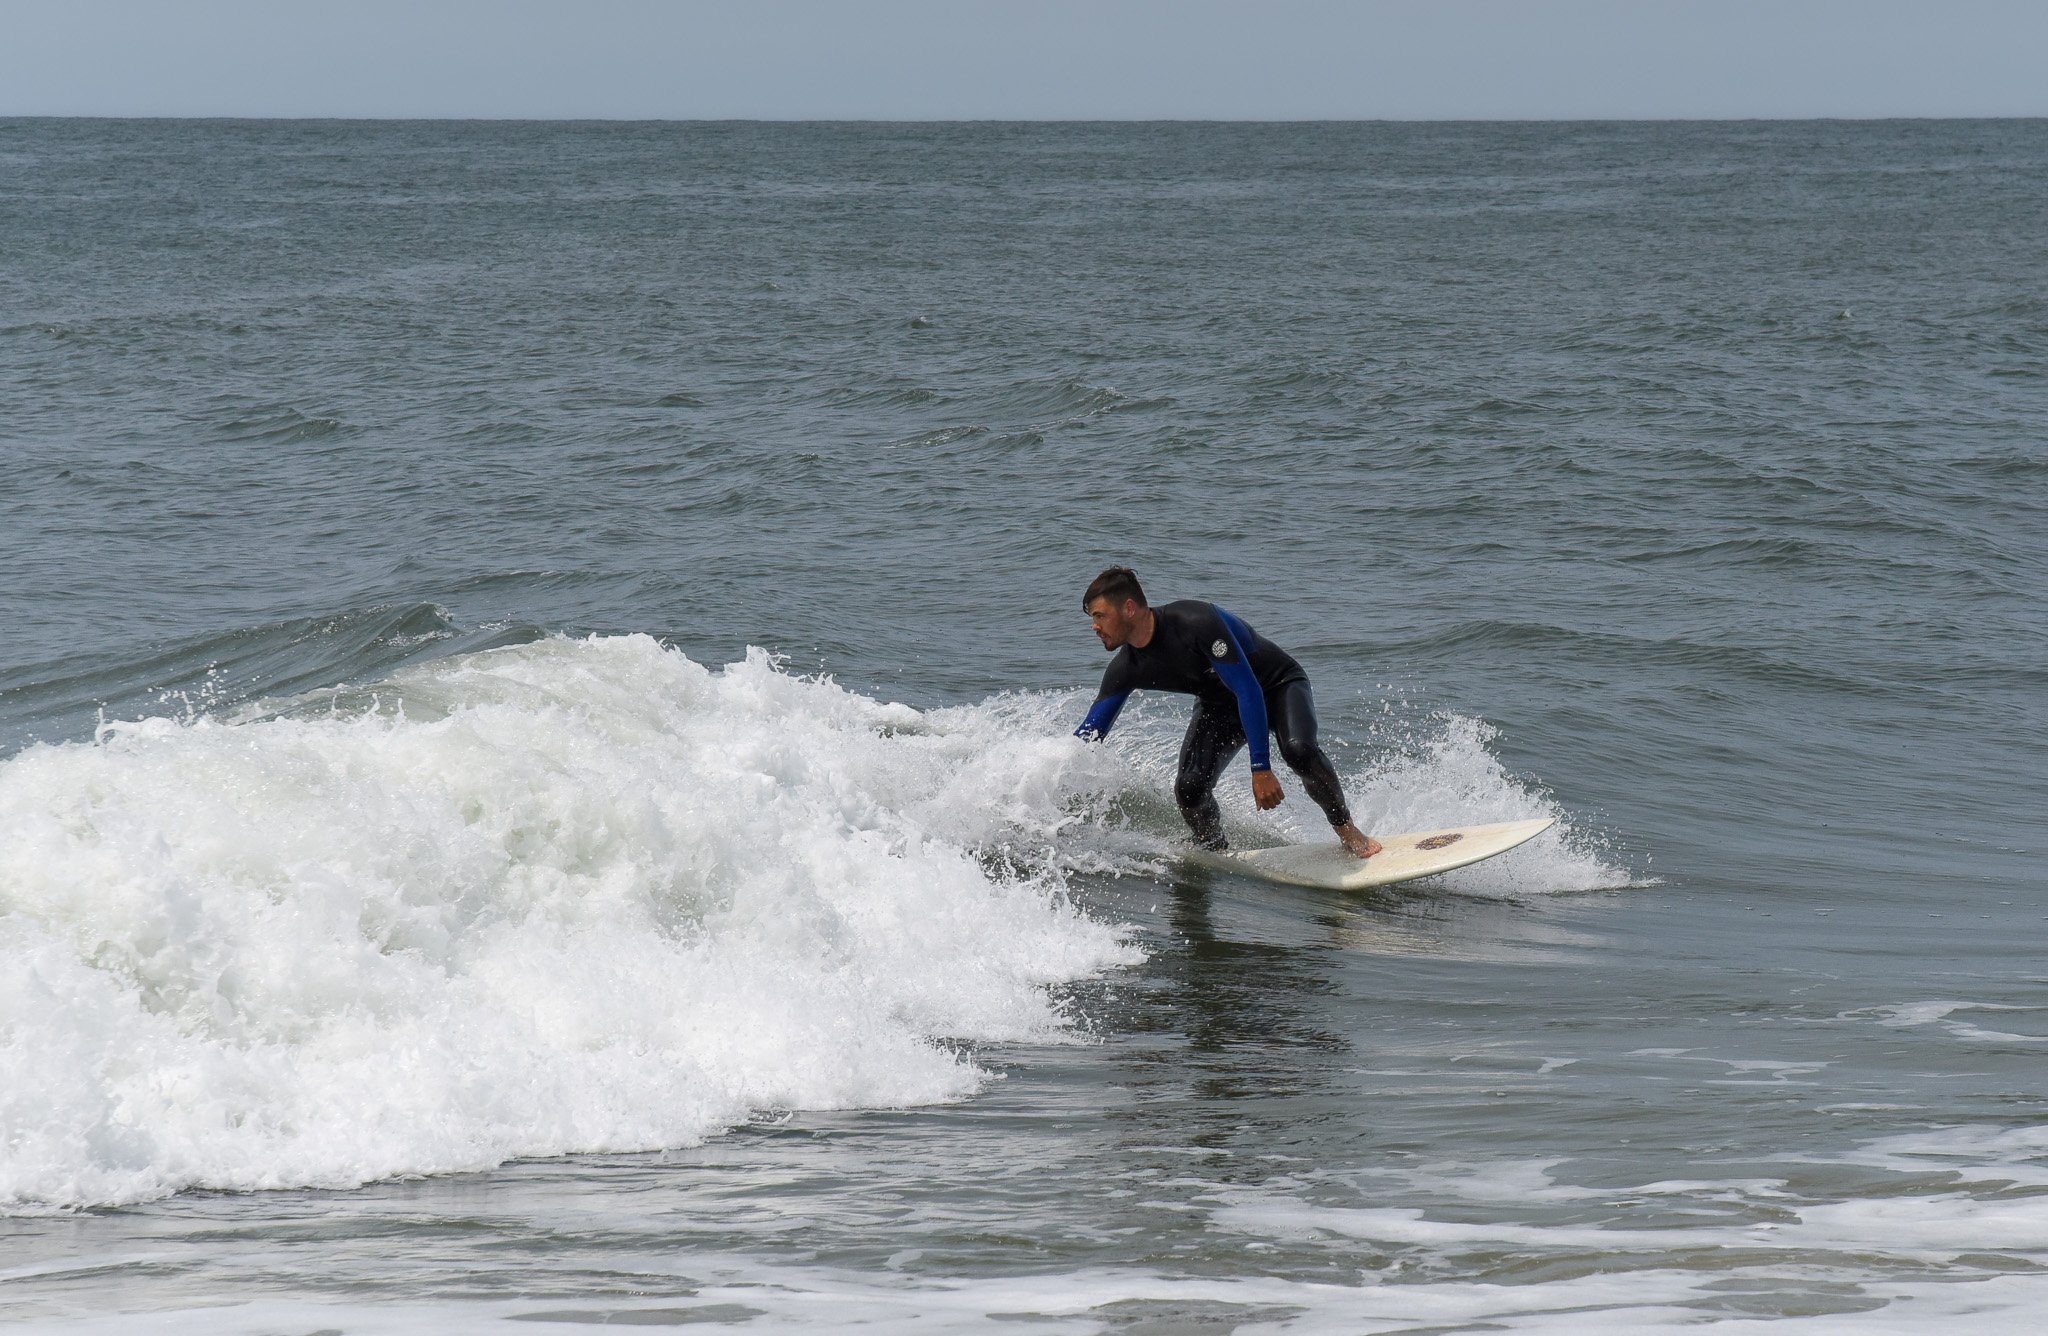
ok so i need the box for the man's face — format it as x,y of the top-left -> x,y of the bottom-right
1087,597 -> 1139,650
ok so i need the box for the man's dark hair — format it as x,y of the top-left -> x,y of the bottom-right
1083,566 -> 1147,611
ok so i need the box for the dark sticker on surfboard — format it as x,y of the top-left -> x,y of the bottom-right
1417,833 -> 1464,850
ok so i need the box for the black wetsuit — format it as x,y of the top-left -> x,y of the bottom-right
1075,600 -> 1352,849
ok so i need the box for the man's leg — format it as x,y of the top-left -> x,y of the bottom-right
1174,698 -> 1245,850
1269,681 -> 1355,829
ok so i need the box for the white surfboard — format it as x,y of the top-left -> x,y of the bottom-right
1210,818 -> 1555,891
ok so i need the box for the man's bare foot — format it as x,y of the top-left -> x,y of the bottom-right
1335,823 -> 1382,859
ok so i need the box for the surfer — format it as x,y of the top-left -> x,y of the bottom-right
1074,567 -> 1381,859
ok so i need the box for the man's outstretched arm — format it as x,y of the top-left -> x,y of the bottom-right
1075,691 -> 1130,741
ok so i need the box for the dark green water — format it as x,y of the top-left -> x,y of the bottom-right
2,119 -> 2045,1332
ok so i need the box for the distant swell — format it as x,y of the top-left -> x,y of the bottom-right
0,603 -> 548,755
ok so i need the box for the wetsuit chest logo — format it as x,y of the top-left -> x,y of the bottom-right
1210,639 -> 1229,659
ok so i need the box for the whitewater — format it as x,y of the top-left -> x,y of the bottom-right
0,638 -> 1141,1208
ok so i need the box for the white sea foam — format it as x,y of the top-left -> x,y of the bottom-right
1206,1131 -> 2048,1296
1188,1150 -> 2048,1331
0,636 -> 1141,1211
1847,1000 -> 2048,1044
1819,1121 -> 2048,1188
1213,1181 -> 2048,1264
1345,713 -> 1633,895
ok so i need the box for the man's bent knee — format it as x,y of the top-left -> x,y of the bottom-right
1276,736 -> 1321,774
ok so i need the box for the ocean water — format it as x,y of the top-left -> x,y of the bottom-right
2,118 -> 2045,1332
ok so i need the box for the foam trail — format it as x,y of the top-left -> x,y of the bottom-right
0,636 -> 1139,1211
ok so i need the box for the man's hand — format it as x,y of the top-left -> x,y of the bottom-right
1252,770 -> 1284,810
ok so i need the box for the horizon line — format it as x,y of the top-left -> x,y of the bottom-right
7,114 -> 2047,126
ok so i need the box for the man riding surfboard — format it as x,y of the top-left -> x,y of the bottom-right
1074,567 -> 1381,859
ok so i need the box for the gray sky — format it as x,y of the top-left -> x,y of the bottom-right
3,0 -> 2044,120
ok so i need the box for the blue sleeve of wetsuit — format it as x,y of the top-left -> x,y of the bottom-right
1075,691 -> 1129,741
1213,606 -> 1272,771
